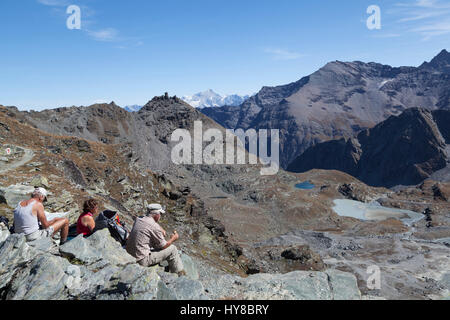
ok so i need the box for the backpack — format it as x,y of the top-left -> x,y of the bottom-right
68,224 -> 78,238
94,210 -> 129,246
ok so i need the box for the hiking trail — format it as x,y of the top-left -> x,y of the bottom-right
0,146 -> 35,174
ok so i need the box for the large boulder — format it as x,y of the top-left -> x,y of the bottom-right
169,277 -> 208,300
202,269 -> 361,300
0,185 -> 35,208
93,263 -> 163,300
326,269 -> 361,300
6,254 -> 72,300
241,271 -> 333,300
59,229 -> 136,266
159,272 -> 208,300
113,264 -> 161,300
30,175 -> 49,189
281,245 -> 326,271
0,234 -> 39,291
180,253 -> 199,280
27,236 -> 57,253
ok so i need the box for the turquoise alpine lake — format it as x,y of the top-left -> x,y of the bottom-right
295,181 -> 315,190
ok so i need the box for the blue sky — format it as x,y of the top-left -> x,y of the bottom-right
0,0 -> 449,110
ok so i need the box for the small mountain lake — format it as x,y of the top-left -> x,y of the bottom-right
295,181 -> 316,190
332,199 -> 423,225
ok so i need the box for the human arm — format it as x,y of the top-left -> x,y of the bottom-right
160,231 -> 179,250
36,203 -> 54,229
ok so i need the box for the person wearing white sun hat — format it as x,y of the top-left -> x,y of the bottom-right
14,187 -> 69,244
126,203 -> 185,276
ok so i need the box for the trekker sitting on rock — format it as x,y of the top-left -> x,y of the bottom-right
76,199 -> 99,237
14,187 -> 69,244
126,204 -> 186,276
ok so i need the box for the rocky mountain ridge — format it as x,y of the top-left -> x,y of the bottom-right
202,50 -> 450,169
288,108 -> 450,188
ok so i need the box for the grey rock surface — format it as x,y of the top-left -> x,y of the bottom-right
59,229 -> 136,266
0,234 -> 39,292
326,269 -> 361,300
241,271 -> 332,300
201,269 -> 361,300
6,254 -> 71,300
0,223 -> 365,300
28,237 -> 56,253
180,253 -> 199,280
165,276 -> 209,300
0,185 -> 35,208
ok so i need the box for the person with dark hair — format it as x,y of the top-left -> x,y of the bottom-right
76,199 -> 99,236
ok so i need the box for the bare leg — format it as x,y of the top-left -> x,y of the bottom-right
49,218 -> 69,242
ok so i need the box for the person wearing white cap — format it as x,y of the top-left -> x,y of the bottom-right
126,203 -> 185,276
14,187 -> 69,244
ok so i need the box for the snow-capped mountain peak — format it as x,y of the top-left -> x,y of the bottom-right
122,90 -> 250,112
182,89 -> 249,109
123,105 -> 143,112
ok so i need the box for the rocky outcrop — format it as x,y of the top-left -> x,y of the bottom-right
338,183 -> 374,202
30,175 -> 49,189
0,228 -> 363,300
281,245 -> 326,271
288,108 -> 449,188
0,230 -> 200,300
59,229 -> 136,266
0,185 -> 35,208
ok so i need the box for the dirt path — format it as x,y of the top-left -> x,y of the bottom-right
0,147 -> 35,174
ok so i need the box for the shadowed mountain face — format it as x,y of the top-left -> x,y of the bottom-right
202,50 -> 450,169
288,108 -> 450,188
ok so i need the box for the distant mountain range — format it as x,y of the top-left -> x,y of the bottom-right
201,49 -> 450,169
123,105 -> 143,112
123,90 -> 250,112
